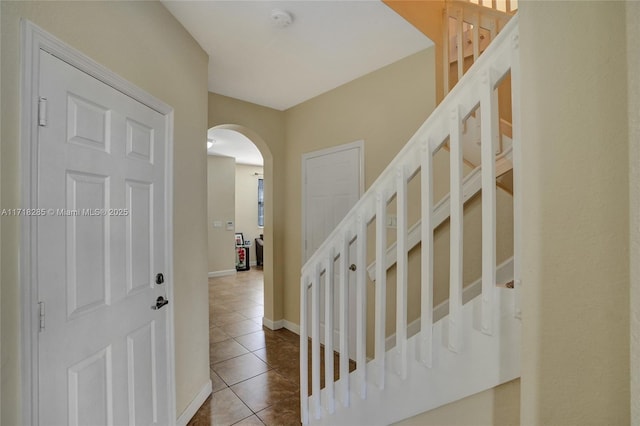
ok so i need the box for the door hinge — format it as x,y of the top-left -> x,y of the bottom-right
38,97 -> 48,127
38,301 -> 45,331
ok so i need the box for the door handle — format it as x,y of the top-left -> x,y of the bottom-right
151,296 -> 169,310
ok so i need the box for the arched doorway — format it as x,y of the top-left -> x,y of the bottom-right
206,124 -> 276,325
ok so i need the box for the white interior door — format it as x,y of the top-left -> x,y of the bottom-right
303,141 -> 363,359
303,143 -> 362,262
36,50 -> 171,425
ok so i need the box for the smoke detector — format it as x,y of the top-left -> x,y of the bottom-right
270,9 -> 293,29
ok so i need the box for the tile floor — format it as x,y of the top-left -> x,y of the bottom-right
188,268 -> 303,426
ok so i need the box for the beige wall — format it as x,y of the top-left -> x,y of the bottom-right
0,1 -> 210,423
235,164 -> 264,254
628,1 -> 640,422
382,0 -> 446,103
208,94 -> 286,324
519,1 -> 630,423
207,156 -> 237,274
394,378 -> 520,426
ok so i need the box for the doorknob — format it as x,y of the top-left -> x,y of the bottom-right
151,296 -> 169,310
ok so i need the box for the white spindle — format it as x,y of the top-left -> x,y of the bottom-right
339,233 -> 350,407
510,28 -> 522,318
324,250 -> 335,413
374,191 -> 387,389
443,8 -> 450,95
395,167 -> 408,379
355,214 -> 367,398
300,274 -> 310,424
420,141 -> 434,367
449,107 -> 464,353
456,8 -> 464,82
311,265 -> 322,418
480,70 -> 498,335
473,13 -> 480,61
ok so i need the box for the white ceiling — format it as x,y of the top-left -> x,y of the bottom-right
208,128 -> 264,166
162,0 -> 433,111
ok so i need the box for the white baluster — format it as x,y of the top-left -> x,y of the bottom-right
395,167 -> 408,379
456,8 -> 464,82
472,12 -> 480,62
449,107 -> 464,353
510,28 -> 522,318
356,214 -> 367,398
443,8 -> 450,96
300,274 -> 310,425
480,70 -> 498,335
324,249 -> 335,413
339,233 -> 350,407
375,191 -> 387,389
311,264 -> 322,418
420,140 -> 434,367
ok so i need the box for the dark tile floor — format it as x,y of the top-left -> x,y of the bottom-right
188,269 -> 303,426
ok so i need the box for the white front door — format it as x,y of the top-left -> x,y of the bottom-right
36,50 -> 171,425
303,141 -> 363,358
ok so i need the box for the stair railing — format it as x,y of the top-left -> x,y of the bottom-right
300,14 -> 521,425
444,0 -> 516,96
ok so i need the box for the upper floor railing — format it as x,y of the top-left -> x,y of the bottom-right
444,0 -> 516,95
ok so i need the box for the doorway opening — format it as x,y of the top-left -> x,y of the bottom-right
205,125 -> 273,324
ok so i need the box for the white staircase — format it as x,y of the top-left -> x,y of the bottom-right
299,13 -> 522,426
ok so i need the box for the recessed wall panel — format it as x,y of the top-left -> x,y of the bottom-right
66,172 -> 110,318
126,181 -> 153,294
68,346 -> 113,426
127,321 -> 158,425
126,118 -> 154,164
67,93 -> 110,152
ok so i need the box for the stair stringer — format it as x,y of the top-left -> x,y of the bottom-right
308,288 -> 521,426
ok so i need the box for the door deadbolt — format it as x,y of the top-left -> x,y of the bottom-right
155,273 -> 164,285
349,264 -> 357,271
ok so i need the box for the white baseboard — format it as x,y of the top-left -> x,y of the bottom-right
261,318 -> 300,335
283,319 -> 300,335
262,317 -> 283,330
176,379 -> 212,426
208,269 -> 236,278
